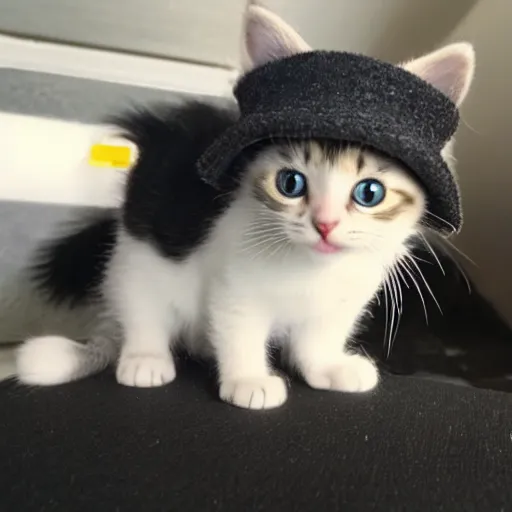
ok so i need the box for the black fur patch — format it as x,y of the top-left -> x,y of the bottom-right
31,211 -> 117,307
111,101 -> 240,260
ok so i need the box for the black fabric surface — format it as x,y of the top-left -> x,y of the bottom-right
197,51 -> 461,234
1,360 -> 511,512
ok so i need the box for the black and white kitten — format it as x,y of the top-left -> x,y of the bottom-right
16,5 -> 475,409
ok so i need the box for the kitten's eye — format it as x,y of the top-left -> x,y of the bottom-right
276,169 -> 307,198
352,179 -> 386,207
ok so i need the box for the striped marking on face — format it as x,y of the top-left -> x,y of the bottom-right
251,141 -> 418,221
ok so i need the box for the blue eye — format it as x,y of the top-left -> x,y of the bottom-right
276,169 -> 307,198
352,179 -> 386,207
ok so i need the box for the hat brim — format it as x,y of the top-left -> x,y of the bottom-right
197,109 -> 461,235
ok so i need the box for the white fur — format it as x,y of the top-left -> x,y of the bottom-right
105,233 -> 194,387
116,354 -> 176,387
16,4 -> 475,410
219,376 -> 287,409
17,336 -> 82,385
304,353 -> 379,392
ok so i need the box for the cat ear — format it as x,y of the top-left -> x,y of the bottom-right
401,43 -> 475,106
242,3 -> 311,72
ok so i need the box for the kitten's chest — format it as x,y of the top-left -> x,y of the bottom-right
253,256 -> 382,316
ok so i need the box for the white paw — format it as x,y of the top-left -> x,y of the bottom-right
219,376 -> 288,410
116,354 -> 176,388
16,336 -> 81,386
304,354 -> 379,393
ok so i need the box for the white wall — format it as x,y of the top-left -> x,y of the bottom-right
0,0 -> 478,68
0,0 -> 247,67
442,0 -> 512,323
266,0 -> 478,62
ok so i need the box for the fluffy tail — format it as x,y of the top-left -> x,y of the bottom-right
31,211 -> 117,306
17,212 -> 119,385
17,330 -> 118,385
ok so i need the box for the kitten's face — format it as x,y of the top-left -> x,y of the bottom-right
244,141 -> 426,258
236,5 -> 474,258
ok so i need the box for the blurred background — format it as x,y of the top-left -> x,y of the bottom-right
0,1 -> 510,374
0,0 -> 482,67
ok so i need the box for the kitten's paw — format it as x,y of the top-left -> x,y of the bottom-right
116,354 -> 176,388
304,354 -> 378,393
219,376 -> 287,410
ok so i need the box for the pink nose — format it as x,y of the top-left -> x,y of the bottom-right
314,220 -> 339,239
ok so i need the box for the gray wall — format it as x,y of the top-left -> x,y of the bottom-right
0,0 -> 246,67
442,0 -> 512,323
0,201 -> 98,343
0,0 -> 478,67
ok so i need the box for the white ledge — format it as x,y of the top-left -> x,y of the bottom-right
0,112 -> 128,207
0,34 -> 237,97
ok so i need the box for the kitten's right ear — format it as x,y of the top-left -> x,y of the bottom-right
241,3 -> 311,72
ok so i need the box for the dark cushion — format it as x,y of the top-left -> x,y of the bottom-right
1,360 -> 511,511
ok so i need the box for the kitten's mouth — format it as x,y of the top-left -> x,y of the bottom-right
313,239 -> 343,254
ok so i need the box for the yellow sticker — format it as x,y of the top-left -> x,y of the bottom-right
89,144 -> 132,169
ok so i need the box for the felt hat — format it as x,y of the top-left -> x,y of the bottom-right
197,51 -> 461,235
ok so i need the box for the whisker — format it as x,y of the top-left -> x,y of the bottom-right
240,230 -> 282,243
390,266 -> 403,314
348,240 -> 404,352
404,253 -> 443,315
440,238 -> 477,267
382,278 -> 390,354
424,211 -> 457,233
394,263 -> 410,290
385,277 -> 396,358
249,236 -> 289,260
412,255 -> 434,265
386,267 -> 403,358
418,232 -> 445,275
461,114 -> 481,135
398,258 -> 428,324
267,238 -> 290,260
243,227 -> 284,237
239,235 -> 280,253
428,237 -> 473,293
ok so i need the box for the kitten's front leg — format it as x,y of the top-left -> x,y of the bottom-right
106,237 -> 177,388
291,312 -> 378,393
210,300 -> 287,409
116,314 -> 176,388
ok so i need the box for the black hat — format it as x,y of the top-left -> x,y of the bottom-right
197,51 -> 461,235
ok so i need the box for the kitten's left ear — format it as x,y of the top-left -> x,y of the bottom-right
401,43 -> 475,106
242,3 -> 311,72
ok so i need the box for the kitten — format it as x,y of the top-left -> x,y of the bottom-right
15,5 -> 475,409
